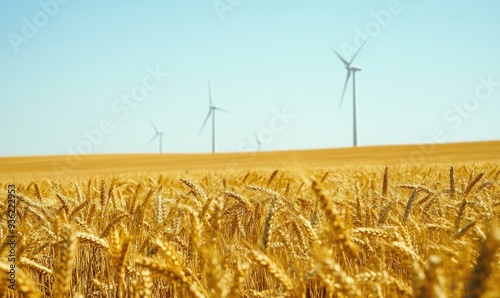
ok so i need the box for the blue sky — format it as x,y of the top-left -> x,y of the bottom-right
1,0 -> 499,157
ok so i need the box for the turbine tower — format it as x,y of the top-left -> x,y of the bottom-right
199,79 -> 229,153
334,40 -> 368,147
149,122 -> 166,154
254,131 -> 262,152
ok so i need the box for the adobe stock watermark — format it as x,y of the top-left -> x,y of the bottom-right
238,108 -> 297,152
7,0 -> 72,53
223,108 -> 297,171
336,0 -> 415,57
213,0 -> 244,21
51,65 -> 169,176
405,74 -> 500,164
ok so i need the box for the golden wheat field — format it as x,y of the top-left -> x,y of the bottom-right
1,141 -> 500,297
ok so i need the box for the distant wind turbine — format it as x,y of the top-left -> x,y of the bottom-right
149,122 -> 166,154
254,131 -> 262,152
199,79 -> 229,153
333,40 -> 368,147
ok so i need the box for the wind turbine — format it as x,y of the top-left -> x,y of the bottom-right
333,40 -> 368,147
254,131 -> 262,152
149,122 -> 166,154
199,79 -> 229,153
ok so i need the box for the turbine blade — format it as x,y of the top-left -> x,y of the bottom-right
214,107 -> 229,113
207,79 -> 212,106
339,70 -> 351,110
199,110 -> 212,134
333,50 -> 349,66
148,133 -> 159,144
151,121 -> 159,134
349,38 -> 369,65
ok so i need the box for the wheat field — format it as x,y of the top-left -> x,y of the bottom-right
1,142 -> 500,297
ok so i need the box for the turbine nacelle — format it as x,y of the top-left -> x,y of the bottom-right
348,65 -> 362,71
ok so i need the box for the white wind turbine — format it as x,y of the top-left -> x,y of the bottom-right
333,40 -> 368,147
199,79 -> 229,153
149,122 -> 166,154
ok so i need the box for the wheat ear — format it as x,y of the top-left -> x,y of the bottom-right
54,222 -> 76,297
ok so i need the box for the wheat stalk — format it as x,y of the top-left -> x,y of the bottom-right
466,224 -> 500,297
250,250 -> 295,295
311,179 -> 357,258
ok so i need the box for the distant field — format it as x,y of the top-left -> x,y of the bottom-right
1,141 -> 500,178
1,141 -> 500,297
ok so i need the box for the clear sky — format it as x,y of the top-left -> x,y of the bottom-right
1,1 -> 499,157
